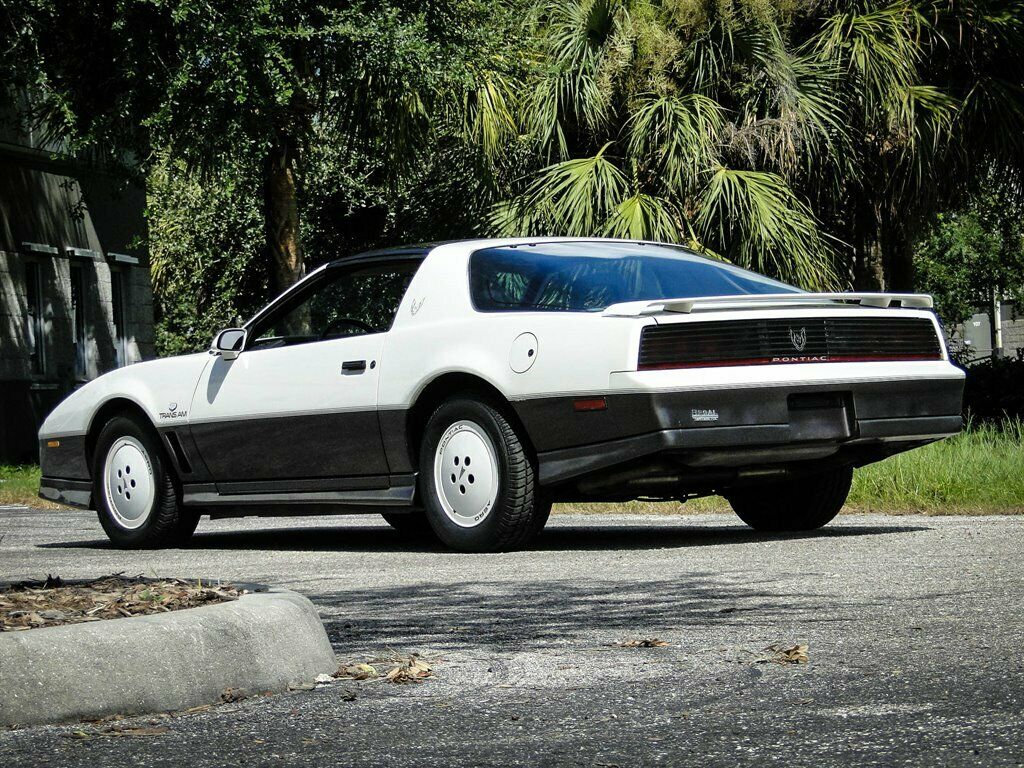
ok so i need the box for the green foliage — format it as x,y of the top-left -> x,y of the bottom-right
7,0 -> 1024,351
914,184 -> 1024,326
486,0 -> 1024,291
147,157 -> 267,356
963,358 -> 1024,424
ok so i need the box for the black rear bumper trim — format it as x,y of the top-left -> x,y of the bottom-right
537,415 -> 962,485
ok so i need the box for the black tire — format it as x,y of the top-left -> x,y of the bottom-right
419,397 -> 539,552
92,415 -> 199,548
381,511 -> 437,539
727,465 -> 853,532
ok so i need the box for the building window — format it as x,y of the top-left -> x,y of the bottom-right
70,263 -> 86,378
25,260 -> 45,374
110,268 -> 126,367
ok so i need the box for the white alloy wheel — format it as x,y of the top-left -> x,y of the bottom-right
102,436 -> 156,530
433,419 -> 500,528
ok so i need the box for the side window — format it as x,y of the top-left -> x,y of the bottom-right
250,261 -> 418,350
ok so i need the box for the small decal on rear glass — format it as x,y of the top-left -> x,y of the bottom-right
691,409 -> 719,422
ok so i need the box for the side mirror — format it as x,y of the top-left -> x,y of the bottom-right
211,328 -> 246,361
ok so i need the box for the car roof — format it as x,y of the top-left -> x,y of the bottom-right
325,237 -> 704,269
325,243 -> 443,269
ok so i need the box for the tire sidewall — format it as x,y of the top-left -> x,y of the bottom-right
92,416 -> 173,547
419,399 -> 520,550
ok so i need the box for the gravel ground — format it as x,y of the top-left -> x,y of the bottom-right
1,506 -> 1023,767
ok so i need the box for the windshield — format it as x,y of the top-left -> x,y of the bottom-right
469,242 -> 801,312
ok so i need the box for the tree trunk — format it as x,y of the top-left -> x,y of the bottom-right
850,200 -> 886,291
263,134 -> 304,296
882,205 -> 916,292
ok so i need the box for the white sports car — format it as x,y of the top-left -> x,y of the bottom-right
39,238 -> 964,551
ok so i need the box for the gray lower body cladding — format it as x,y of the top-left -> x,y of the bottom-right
37,375 -> 963,510
513,376 -> 964,488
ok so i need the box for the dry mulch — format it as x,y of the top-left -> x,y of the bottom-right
0,575 -> 245,632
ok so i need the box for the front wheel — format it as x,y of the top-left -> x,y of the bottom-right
92,415 -> 199,548
727,465 -> 853,532
419,398 -> 540,552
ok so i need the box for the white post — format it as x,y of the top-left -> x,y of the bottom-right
992,289 -> 1003,359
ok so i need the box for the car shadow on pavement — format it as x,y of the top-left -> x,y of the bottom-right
38,521 -> 929,553
309,572 -> 858,655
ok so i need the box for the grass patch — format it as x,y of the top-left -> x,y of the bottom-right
846,420 -> 1024,514
0,464 -> 57,508
3,423 -> 1022,515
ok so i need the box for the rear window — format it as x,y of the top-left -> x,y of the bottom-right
469,242 -> 801,312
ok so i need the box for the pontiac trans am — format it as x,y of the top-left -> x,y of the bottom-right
38,238 -> 965,551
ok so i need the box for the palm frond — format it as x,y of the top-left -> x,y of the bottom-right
464,72 -> 519,161
601,192 -> 680,241
811,1 -> 926,115
696,165 -> 839,289
626,93 -> 724,192
492,142 -> 627,235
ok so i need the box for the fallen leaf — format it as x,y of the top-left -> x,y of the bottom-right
1,576 -> 243,632
336,663 -> 379,680
758,644 -> 809,664
614,638 -> 670,648
384,657 -> 433,684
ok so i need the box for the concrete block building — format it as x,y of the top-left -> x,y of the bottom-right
957,302 -> 1024,362
0,119 -> 154,463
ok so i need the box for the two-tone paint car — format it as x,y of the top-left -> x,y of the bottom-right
39,238 -> 965,551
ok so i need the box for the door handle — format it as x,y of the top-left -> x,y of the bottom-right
341,359 -> 367,373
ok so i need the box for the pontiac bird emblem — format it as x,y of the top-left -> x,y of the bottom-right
168,402 -> 178,412
789,327 -> 808,352
410,297 -> 426,316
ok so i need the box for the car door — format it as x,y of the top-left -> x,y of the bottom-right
187,261 -> 418,489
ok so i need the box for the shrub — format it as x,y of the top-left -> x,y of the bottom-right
962,357 -> 1024,424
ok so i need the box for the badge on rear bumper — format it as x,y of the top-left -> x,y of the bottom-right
691,409 -> 719,423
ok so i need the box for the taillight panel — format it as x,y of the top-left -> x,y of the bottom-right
638,317 -> 943,370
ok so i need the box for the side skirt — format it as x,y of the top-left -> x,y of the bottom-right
181,474 -> 417,514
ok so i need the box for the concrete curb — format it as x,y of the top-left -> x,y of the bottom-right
0,587 -> 338,727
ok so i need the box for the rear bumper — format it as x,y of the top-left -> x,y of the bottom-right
516,374 -> 964,485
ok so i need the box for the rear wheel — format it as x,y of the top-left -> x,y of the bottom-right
419,397 -> 539,552
92,415 -> 199,548
727,465 -> 853,532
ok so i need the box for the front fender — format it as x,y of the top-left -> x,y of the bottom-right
38,354 -> 212,485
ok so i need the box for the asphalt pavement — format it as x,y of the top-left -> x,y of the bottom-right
1,506 -> 1022,767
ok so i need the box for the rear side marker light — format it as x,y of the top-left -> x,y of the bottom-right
574,397 -> 607,412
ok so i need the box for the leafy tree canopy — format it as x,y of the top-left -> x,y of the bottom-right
915,180 -> 1024,327
487,0 -> 1024,290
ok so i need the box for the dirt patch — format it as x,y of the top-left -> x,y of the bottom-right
0,575 -> 245,632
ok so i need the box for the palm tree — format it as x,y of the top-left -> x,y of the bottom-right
486,0 -> 1024,291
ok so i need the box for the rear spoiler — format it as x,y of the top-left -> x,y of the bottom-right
602,292 -> 934,317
